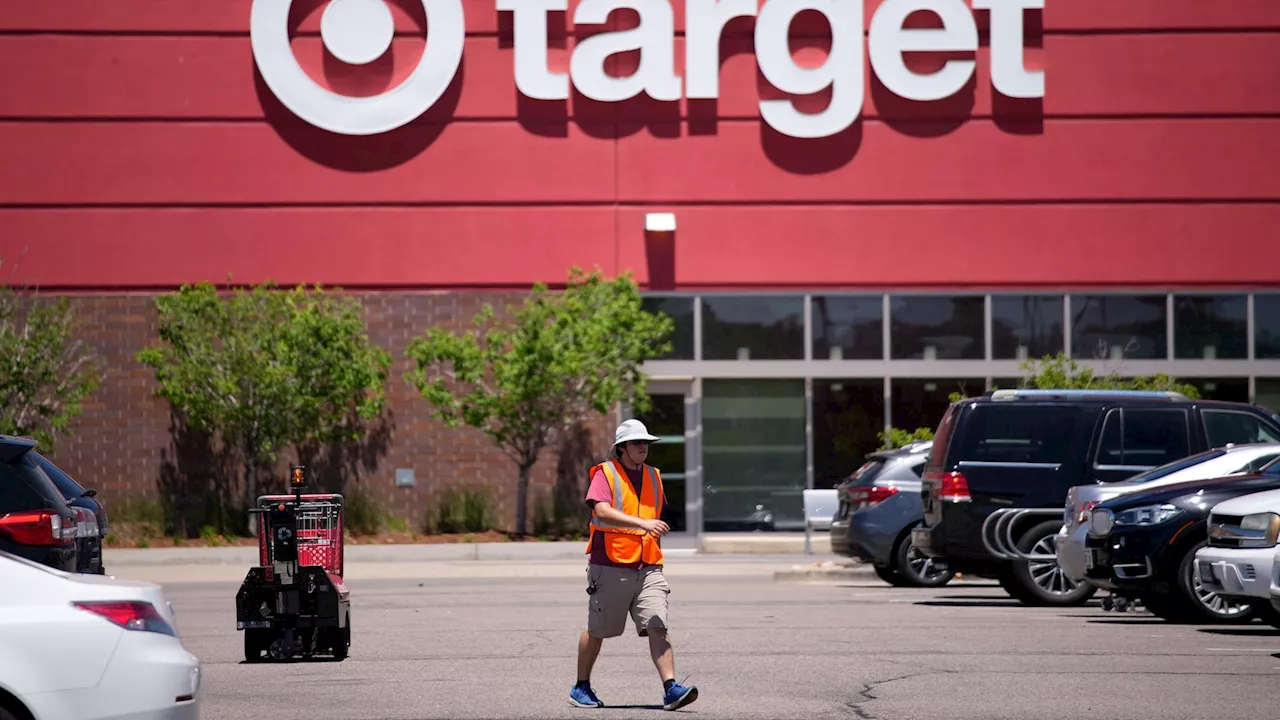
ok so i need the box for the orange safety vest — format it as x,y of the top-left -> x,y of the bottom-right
585,458 -> 665,566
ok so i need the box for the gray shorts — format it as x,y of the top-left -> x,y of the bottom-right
586,564 -> 670,638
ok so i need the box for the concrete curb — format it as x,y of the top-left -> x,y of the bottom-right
773,563 -> 876,582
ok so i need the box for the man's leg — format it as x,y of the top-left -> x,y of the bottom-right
571,565 -> 630,708
647,628 -> 675,682
632,567 -> 698,711
577,631 -> 603,683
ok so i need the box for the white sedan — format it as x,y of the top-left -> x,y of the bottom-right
0,550 -> 201,720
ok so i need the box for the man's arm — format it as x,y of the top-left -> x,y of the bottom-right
593,500 -> 665,533
585,467 -> 668,535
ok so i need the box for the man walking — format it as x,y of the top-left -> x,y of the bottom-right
570,419 -> 699,712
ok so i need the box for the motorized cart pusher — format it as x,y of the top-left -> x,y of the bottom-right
236,465 -> 351,662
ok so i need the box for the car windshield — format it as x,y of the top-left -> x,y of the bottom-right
30,452 -> 84,499
1115,449 -> 1227,484
1117,447 -> 1280,486
0,456 -> 69,514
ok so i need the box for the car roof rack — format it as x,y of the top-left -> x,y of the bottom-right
989,389 -> 1190,401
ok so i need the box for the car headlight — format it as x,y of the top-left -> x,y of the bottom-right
1209,512 -> 1280,548
1089,508 -> 1114,536
1114,503 -> 1181,527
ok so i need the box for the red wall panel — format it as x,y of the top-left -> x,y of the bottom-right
616,204 -> 1280,289
5,0 -> 1280,34
0,208 -> 619,288
0,122 -> 617,205
615,119 -> 1280,203
2,1 -> 1278,291
7,34 -> 1280,120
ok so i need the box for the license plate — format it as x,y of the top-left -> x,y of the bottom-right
1083,549 -> 1094,570
238,620 -> 271,629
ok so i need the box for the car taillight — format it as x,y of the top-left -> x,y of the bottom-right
72,601 -> 177,637
937,472 -> 971,503
0,510 -> 73,546
847,486 -> 899,509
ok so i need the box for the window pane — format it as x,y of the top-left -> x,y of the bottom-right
991,295 -> 1063,360
1202,409 -> 1280,447
1182,378 -> 1249,403
641,296 -> 694,360
1256,295 -> 1280,359
812,379 -> 885,489
811,295 -> 883,360
1122,408 -> 1190,467
1258,379 -> 1280,415
634,393 -> 688,532
890,378 -> 983,434
1070,294 -> 1167,360
951,405 -> 1081,464
1096,410 -> 1123,465
890,295 -> 985,360
702,380 -> 806,531
701,296 -> 804,360
1173,295 -> 1247,359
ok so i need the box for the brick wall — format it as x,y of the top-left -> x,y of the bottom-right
39,291 -> 618,536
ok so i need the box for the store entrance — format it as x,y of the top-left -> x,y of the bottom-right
624,380 -> 700,550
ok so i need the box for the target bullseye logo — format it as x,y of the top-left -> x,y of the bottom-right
250,0 -> 465,135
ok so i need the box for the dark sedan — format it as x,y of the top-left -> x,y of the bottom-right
31,451 -> 108,574
1084,470 -> 1280,624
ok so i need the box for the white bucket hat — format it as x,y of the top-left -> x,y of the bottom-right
615,419 -> 660,446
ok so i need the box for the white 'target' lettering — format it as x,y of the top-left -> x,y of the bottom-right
250,0 -> 1045,138
685,0 -> 758,99
868,0 -> 978,102
571,0 -> 683,102
497,0 -> 570,100
755,0 -> 865,139
974,0 -> 1045,98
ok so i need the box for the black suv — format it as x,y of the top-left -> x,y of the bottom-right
911,389 -> 1280,606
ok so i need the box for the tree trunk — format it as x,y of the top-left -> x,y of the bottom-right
516,462 -> 533,537
244,453 -> 263,513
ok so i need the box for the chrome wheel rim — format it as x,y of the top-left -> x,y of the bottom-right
1028,534 -> 1080,596
1192,567 -> 1251,617
905,543 -> 948,582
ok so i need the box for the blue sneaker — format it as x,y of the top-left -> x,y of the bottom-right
570,684 -> 604,708
663,682 -> 698,711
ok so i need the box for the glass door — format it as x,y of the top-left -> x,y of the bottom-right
626,380 -> 700,548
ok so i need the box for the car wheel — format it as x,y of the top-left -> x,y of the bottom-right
1005,520 -> 1097,606
873,565 -> 908,586
894,532 -> 955,588
1160,540 -> 1255,624
0,702 -> 26,720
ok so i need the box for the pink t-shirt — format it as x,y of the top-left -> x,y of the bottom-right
585,463 -> 661,568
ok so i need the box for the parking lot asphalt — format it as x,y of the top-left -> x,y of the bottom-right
163,559 -> 1280,720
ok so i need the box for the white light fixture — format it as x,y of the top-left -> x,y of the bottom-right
645,212 -> 677,233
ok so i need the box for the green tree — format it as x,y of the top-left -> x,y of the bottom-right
136,282 -> 391,509
982,353 -> 1201,398
0,283 -> 103,451
404,267 -> 674,536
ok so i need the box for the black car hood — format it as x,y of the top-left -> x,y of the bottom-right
1098,472 -> 1280,516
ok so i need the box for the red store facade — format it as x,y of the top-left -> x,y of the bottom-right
3,0 -> 1280,541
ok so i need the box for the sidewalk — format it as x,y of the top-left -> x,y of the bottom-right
103,530 -> 839,567
99,532 -> 863,584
